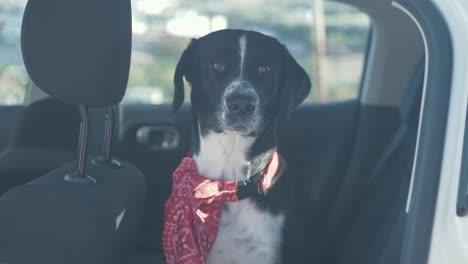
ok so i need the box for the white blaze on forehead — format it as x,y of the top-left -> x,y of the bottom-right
239,35 -> 247,77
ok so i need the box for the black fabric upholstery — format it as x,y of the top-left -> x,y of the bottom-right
21,0 -> 131,106
0,1 -> 147,263
0,156 -> 146,264
125,251 -> 166,264
12,97 -> 80,149
0,148 -> 74,195
338,58 -> 424,264
339,130 -> 416,264
0,98 -> 79,195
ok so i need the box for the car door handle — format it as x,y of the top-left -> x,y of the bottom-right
136,126 -> 180,150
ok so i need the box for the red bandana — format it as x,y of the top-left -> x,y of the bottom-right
162,151 -> 280,264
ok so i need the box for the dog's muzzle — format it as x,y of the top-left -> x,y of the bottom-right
221,81 -> 260,134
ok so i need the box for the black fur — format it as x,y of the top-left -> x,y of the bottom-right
173,29 -> 312,263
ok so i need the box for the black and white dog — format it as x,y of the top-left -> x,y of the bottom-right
172,29 -> 312,264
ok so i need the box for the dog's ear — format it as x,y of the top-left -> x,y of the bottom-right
279,46 -> 312,119
173,39 -> 198,113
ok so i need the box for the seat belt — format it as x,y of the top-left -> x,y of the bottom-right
321,57 -> 425,242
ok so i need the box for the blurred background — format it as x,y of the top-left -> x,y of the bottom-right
0,0 -> 370,105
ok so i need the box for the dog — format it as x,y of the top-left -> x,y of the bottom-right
171,29 -> 312,264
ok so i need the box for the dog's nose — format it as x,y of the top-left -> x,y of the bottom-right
226,94 -> 257,116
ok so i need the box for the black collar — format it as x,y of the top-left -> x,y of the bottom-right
236,151 -> 284,200
187,149 -> 283,200
236,173 -> 267,200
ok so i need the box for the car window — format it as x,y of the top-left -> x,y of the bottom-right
0,0 -> 27,105
124,0 -> 371,105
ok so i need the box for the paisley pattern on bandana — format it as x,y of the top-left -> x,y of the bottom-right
162,158 -> 238,264
162,151 -> 280,264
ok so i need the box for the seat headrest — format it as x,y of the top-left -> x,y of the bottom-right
21,0 -> 132,106
12,97 -> 80,149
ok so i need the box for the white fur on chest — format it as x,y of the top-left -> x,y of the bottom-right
207,200 -> 285,264
194,131 -> 285,263
194,132 -> 254,181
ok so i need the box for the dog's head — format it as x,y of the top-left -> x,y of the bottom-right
173,29 -> 311,137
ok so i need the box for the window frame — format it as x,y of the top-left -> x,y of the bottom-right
390,1 -> 454,264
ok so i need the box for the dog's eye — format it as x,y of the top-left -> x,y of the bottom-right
210,62 -> 226,72
258,66 -> 271,75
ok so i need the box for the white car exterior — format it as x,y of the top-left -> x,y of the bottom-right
427,0 -> 468,263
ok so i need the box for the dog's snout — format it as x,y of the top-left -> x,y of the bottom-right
226,94 -> 257,116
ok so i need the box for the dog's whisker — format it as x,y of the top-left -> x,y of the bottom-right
207,111 -> 225,131
261,118 -> 271,130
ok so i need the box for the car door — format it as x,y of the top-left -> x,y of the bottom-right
421,0 -> 466,264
